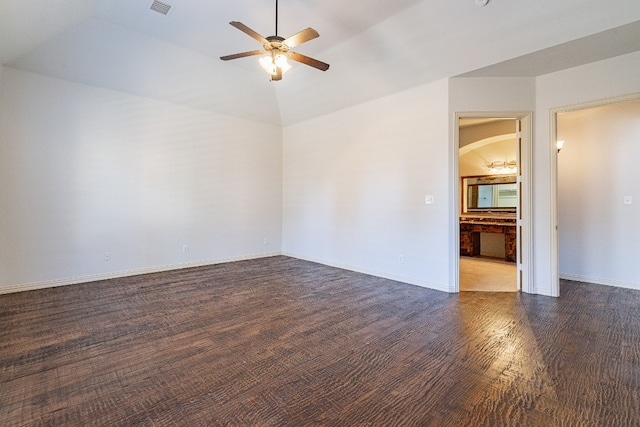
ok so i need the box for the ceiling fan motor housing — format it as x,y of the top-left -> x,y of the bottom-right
265,36 -> 289,53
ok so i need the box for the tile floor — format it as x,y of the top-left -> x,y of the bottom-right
459,256 -> 518,292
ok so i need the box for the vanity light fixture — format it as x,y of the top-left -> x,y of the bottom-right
488,160 -> 517,174
557,140 -> 564,153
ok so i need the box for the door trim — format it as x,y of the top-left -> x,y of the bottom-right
452,111 -> 533,293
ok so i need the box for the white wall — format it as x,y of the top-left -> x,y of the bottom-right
4,52 -> 640,297
0,68 -> 283,293
536,51 -> 640,296
283,79 -> 451,291
0,64 -> 5,285
556,100 -> 640,289
449,78 -> 536,115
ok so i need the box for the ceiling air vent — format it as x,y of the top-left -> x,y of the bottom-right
150,0 -> 172,16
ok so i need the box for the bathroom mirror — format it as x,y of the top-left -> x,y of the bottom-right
462,175 -> 517,212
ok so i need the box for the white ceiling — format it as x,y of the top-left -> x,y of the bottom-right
2,0 -> 640,126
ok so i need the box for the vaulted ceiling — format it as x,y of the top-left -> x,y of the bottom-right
2,0 -> 640,126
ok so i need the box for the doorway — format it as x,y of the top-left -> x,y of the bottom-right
453,112 -> 532,293
550,94 -> 640,296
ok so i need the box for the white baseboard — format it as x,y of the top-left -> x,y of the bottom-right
560,273 -> 640,291
282,252 -> 450,293
0,252 -> 282,295
2,252 -> 452,295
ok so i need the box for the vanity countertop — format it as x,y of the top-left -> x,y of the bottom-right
460,215 -> 516,226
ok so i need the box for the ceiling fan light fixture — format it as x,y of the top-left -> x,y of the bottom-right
280,62 -> 292,74
259,52 -> 291,76
274,53 -> 289,68
259,56 -> 276,75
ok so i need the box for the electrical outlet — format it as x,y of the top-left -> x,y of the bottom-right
398,254 -> 404,263
182,244 -> 189,253
425,195 -> 434,205
263,238 -> 269,245
624,196 -> 632,205
104,252 -> 111,261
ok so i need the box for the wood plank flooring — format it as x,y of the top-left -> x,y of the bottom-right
1,256 -> 639,426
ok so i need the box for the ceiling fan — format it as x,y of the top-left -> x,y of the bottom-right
220,0 -> 330,81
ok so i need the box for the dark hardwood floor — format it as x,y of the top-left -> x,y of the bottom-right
1,256 -> 639,426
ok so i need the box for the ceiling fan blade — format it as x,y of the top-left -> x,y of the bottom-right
288,52 -> 330,71
283,28 -> 319,49
220,50 -> 265,61
229,21 -> 269,44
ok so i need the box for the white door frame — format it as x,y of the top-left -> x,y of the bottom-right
451,111 -> 533,293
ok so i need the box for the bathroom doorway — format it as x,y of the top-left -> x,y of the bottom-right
454,113 -> 532,293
